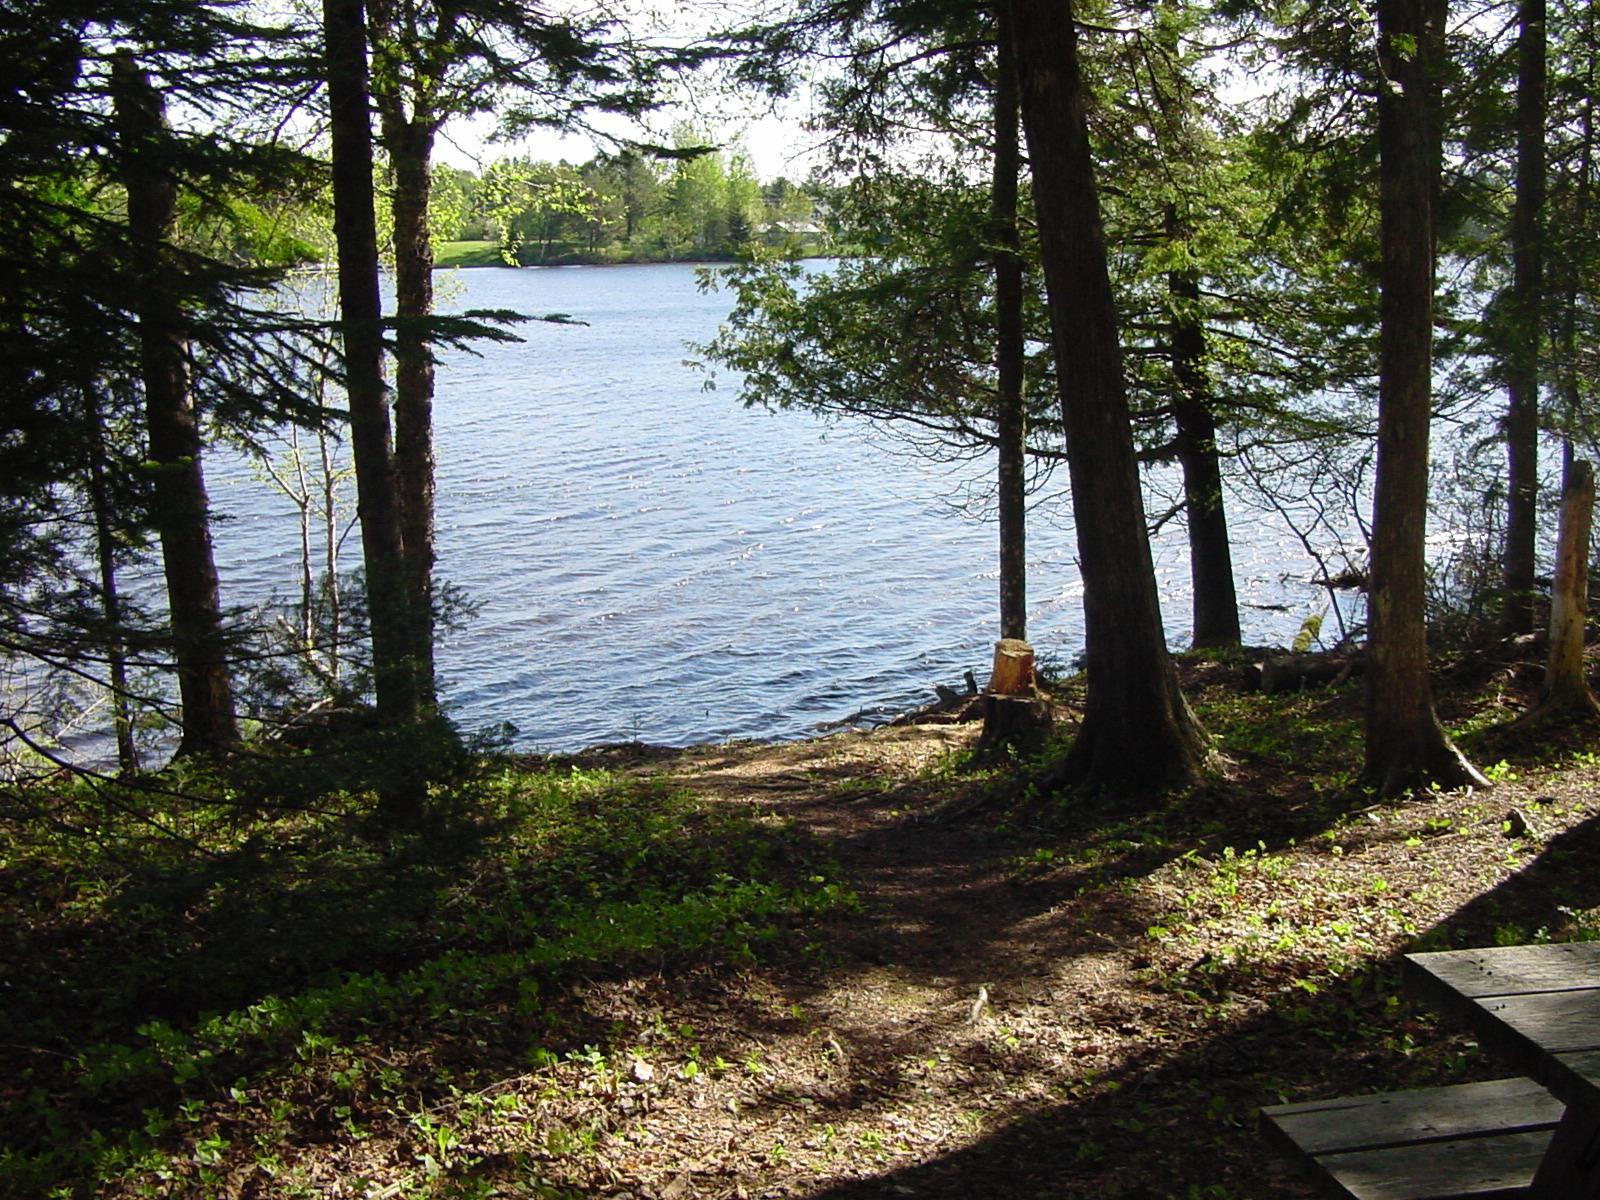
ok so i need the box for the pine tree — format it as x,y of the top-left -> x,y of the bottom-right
322,0 -> 420,732
363,0 -> 694,701
3,0 -> 329,767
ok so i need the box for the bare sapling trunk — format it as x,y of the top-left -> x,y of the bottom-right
112,52 -> 240,759
260,429 -> 316,653
1527,459 -> 1600,718
320,428 -> 345,684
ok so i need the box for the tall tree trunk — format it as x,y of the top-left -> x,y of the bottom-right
1166,208 -> 1241,650
993,1 -> 1026,642
84,387 -> 140,776
321,0 -> 418,730
111,53 -> 240,759
381,115 -> 440,706
1364,0 -> 1486,795
1007,0 -> 1209,793
365,0 -> 448,708
1503,0 -> 1548,635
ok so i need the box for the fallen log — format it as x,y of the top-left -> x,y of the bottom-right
890,680 -> 984,726
1244,652 -> 1364,694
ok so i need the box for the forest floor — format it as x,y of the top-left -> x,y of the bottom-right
6,654 -> 1600,1199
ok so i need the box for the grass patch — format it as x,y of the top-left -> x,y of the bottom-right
435,240 -> 503,268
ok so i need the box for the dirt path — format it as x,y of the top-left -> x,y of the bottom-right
566,725 -> 1311,1200
547,710 -> 1600,1200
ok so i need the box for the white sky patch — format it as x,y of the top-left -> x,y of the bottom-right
431,0 -> 830,182
434,90 -> 827,182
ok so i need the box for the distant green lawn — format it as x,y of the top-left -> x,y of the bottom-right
434,239 -> 502,268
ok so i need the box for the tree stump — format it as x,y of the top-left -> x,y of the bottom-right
987,638 -> 1037,695
978,639 -> 1052,759
977,693 -> 1054,759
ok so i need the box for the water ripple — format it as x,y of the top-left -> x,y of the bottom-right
207,263 -> 1322,751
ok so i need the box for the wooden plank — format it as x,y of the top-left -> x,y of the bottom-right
1263,1078 -> 1565,1155
1314,1129 -> 1554,1200
1406,945 -> 1600,1000
1395,945 -> 1600,1196
1551,1049 -> 1600,1115
1479,990 -> 1600,1056
1528,1105 -> 1600,1198
1405,948 -> 1600,1110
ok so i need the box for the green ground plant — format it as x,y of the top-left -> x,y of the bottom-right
6,660 -> 1600,1198
0,759 -> 851,1196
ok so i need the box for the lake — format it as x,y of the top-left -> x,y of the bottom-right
208,262 -> 1328,752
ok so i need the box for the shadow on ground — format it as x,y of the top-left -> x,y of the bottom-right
779,808 -> 1600,1199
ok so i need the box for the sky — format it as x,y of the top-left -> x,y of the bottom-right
432,91 -> 826,183
429,0 -> 829,183
433,111 -> 823,183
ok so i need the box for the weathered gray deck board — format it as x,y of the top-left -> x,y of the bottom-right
1478,990 -> 1600,1055
1406,948 -> 1600,1114
1262,1077 -> 1564,1200
1314,1130 -> 1557,1200
1404,944 -> 1600,1000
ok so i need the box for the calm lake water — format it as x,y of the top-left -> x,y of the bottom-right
208,263 -> 1325,752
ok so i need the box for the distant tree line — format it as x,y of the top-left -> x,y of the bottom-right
429,133 -> 827,265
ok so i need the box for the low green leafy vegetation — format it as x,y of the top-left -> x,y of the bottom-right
0,762 -> 851,1197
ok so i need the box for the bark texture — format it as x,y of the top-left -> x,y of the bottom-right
112,54 -> 240,758
993,3 -> 1027,643
1008,0 -> 1208,792
321,0 -> 419,727
1364,0 -> 1486,795
370,6 -> 441,705
1503,0 -> 1548,636
1166,227 -> 1241,650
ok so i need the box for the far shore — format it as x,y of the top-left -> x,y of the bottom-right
433,238 -> 833,270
